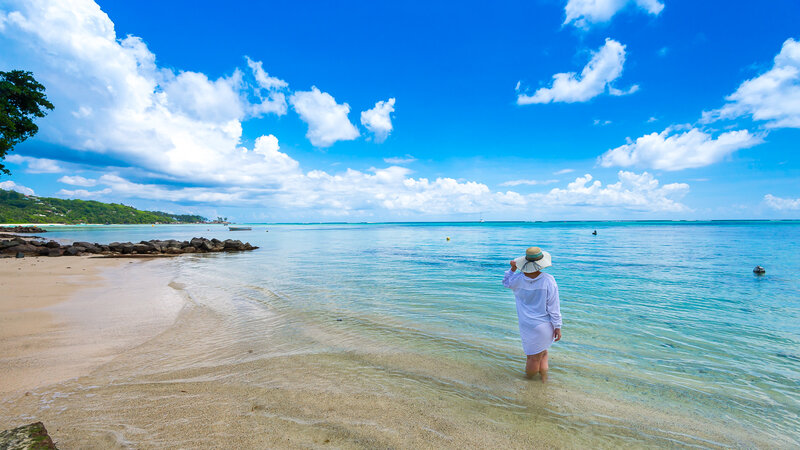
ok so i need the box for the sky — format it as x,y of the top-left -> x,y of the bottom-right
0,0 -> 799,222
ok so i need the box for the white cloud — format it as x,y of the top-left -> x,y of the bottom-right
0,180 -> 35,196
537,171 -> 688,212
553,168 -> 575,175
5,155 -> 63,173
361,98 -> 396,143
58,175 -> 97,186
598,126 -> 763,171
0,0 -> 296,185
564,0 -> 664,28
244,56 -> 289,116
57,187 -> 111,198
517,39 -> 634,104
703,38 -> 800,129
383,155 -> 416,164
290,87 -> 360,147
593,119 -> 612,126
764,194 -> 800,210
500,179 -> 559,187
647,116 -> 658,122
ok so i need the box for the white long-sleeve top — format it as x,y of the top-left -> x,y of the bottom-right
503,269 -> 562,329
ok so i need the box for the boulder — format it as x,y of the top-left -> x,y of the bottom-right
0,421 -> 56,449
183,246 -> 196,253
45,241 -> 61,248
165,247 -> 183,254
120,243 -> 134,254
16,252 -> 24,258
200,240 -> 214,252
47,248 -> 64,257
64,246 -> 84,256
4,244 -> 38,254
132,243 -> 152,254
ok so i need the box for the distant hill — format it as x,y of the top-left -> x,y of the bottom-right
0,189 -> 207,224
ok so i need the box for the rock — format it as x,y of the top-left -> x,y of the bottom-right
132,243 -> 152,254
45,241 -> 61,248
190,237 -> 205,248
0,421 -> 56,449
183,246 -> 196,253
4,244 -> 38,254
165,247 -> 183,254
47,248 -> 64,257
0,226 -> 47,233
120,243 -> 134,254
64,246 -> 83,256
201,241 -> 214,252
16,252 -> 24,258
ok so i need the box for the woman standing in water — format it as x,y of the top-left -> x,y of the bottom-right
503,246 -> 562,382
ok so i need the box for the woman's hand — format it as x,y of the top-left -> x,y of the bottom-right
553,328 -> 562,342
509,260 -> 517,271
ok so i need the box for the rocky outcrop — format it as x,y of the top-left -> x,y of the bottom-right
0,421 -> 57,449
0,226 -> 47,233
0,237 -> 257,257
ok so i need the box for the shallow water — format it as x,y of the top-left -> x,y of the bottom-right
3,221 -> 799,447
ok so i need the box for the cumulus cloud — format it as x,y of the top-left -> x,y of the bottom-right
598,126 -> 763,171
517,39 -> 635,104
361,98 -> 396,142
5,155 -> 63,173
58,175 -> 97,186
290,87 -> 360,147
564,0 -> 664,28
703,38 -> 800,129
0,180 -> 35,196
537,171 -> 688,212
764,194 -> 800,210
0,0 -> 297,185
500,179 -> 559,187
245,56 -> 289,116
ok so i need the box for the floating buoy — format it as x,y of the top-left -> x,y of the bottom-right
753,265 -> 766,274
446,237 -> 450,241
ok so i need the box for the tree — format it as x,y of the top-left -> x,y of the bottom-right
0,70 -> 54,175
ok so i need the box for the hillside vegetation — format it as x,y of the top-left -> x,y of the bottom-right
0,188 -> 207,224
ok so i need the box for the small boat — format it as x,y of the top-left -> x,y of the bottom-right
228,226 -> 252,231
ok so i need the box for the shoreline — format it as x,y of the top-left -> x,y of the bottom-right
0,256 -> 185,396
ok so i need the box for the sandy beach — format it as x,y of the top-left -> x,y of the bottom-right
0,256 -> 185,396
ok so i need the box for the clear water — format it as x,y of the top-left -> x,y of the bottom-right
31,221 -> 800,446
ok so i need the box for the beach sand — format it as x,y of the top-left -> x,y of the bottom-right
0,257 -> 184,395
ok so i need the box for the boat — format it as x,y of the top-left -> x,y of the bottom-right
228,226 -> 252,231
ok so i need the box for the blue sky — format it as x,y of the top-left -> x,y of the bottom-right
1,0 -> 799,221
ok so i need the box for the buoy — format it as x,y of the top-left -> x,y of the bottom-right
446,237 -> 450,241
753,265 -> 766,274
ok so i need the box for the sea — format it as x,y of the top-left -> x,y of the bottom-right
7,221 -> 800,447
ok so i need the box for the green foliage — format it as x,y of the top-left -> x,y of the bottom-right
0,189 -> 207,224
0,70 -> 55,174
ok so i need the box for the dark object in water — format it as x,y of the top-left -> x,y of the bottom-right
753,265 -> 766,274
228,226 -> 252,231
0,421 -> 57,449
592,230 -> 597,235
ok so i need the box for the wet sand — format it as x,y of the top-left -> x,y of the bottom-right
0,257 -> 184,395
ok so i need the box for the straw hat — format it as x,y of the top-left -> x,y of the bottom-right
514,246 -> 552,273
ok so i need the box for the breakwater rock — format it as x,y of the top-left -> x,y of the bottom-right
0,237 -> 258,257
0,421 -> 57,449
0,225 -> 47,233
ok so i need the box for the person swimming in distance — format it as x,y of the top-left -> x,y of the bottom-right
503,246 -> 562,382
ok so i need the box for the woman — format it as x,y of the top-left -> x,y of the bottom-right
503,246 -> 562,381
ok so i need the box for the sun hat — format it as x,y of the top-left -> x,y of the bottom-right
513,246 -> 552,273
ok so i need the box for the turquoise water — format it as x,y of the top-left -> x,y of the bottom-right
37,221 -> 800,445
